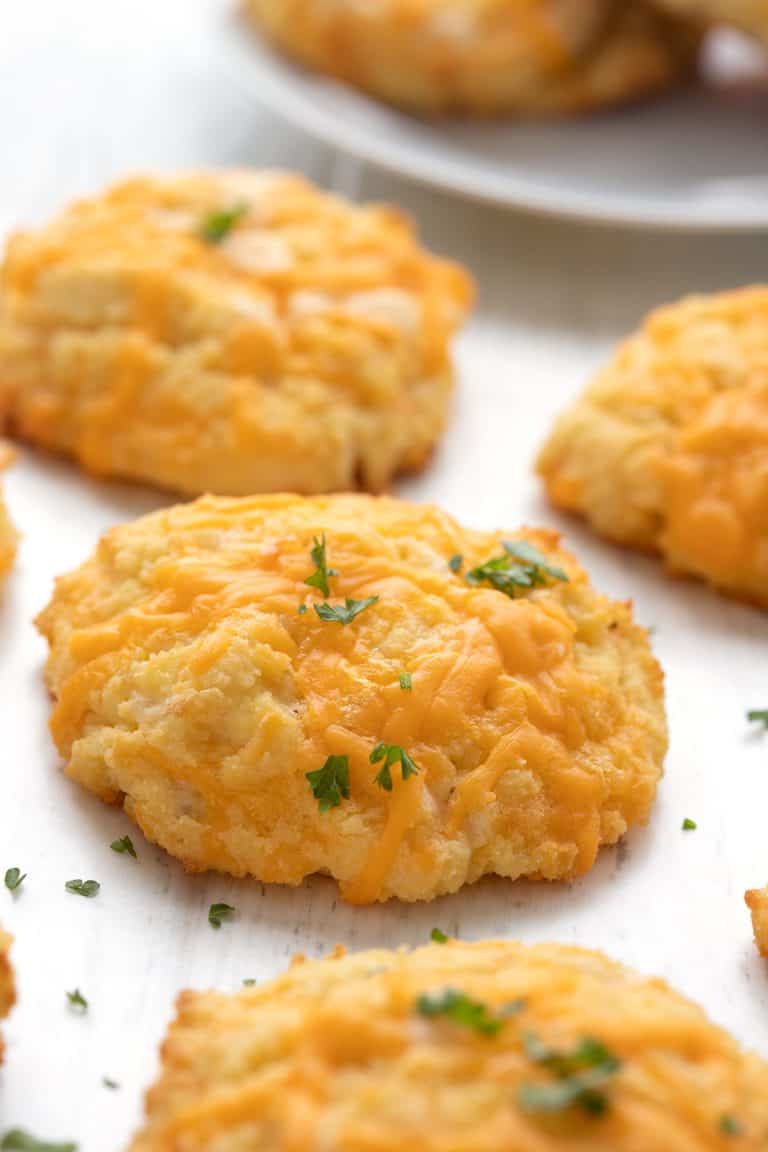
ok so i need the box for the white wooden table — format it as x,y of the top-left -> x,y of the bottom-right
1,3 -> 766,1147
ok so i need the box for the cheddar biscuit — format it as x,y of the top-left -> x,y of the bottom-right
746,886 -> 768,956
129,939 -> 768,1151
37,493 -> 666,904
537,287 -> 768,608
655,0 -> 768,43
0,928 -> 14,1063
0,171 -> 471,497
0,444 -> 17,576
245,0 -> 699,115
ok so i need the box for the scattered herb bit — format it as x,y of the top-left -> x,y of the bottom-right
64,879 -> 100,898
208,903 -> 236,930
0,1132 -> 77,1152
110,835 -> 136,858
371,742 -> 420,791
448,554 -> 463,573
66,989 -> 88,1014
430,928 -> 449,944
242,978 -> 256,987
720,1115 -> 743,1137
682,818 -> 697,831
518,1033 -> 621,1117
314,596 -> 378,626
399,671 -> 413,692
297,604 -> 307,615
306,754 -> 350,812
199,201 -> 249,244
416,988 -> 505,1037
304,534 -> 338,598
4,868 -> 25,892
466,538 -> 567,600
102,1078 -> 119,1091
747,709 -> 768,730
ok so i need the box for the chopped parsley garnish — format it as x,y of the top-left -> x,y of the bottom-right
110,835 -> 136,858
747,709 -> 768,729
306,754 -> 350,812
682,818 -> 697,831
4,868 -> 25,892
399,671 -> 413,691
430,928 -> 449,943
199,201 -> 249,244
242,978 -> 256,987
416,989 -> 505,1037
297,604 -> 307,615
518,1033 -> 621,1116
448,554 -> 463,573
66,989 -> 88,1014
720,1115 -> 743,1136
304,534 -> 338,598
371,743 -> 419,791
208,903 -> 236,929
64,879 -> 99,898
102,1078 -> 119,1091
0,1132 -> 77,1152
466,539 -> 568,599
314,596 -> 378,625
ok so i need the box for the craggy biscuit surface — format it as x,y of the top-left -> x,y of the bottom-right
746,886 -> 768,956
0,171 -> 471,496
129,940 -> 768,1151
0,928 -> 14,1063
37,493 -> 666,904
655,0 -> 768,42
537,287 -> 768,608
245,0 -> 700,115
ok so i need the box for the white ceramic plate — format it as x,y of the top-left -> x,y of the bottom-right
221,15 -> 768,230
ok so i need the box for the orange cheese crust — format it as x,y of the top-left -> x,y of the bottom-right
128,939 -> 768,1151
655,0 -> 768,42
0,442 -> 17,576
245,0 -> 700,115
0,928 -> 14,1063
537,287 -> 768,609
746,886 -> 768,957
0,171 -> 471,497
37,493 -> 666,904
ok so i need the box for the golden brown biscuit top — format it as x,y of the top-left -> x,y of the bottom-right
38,494 -> 665,903
130,940 -> 768,1150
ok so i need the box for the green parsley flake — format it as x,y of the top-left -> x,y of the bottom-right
466,538 -> 568,600
0,1132 -> 77,1152
4,868 -> 25,892
66,989 -> 88,1014
110,835 -> 137,858
720,1115 -> 743,1137
314,596 -> 378,625
199,201 -> 249,244
399,671 -> 413,691
297,604 -> 308,615
430,928 -> 449,944
747,709 -> 768,730
208,903 -> 236,929
304,534 -> 338,598
416,988 -> 505,1037
682,818 -> 697,831
306,754 -> 350,812
64,879 -> 100,898
102,1078 -> 119,1091
448,554 -> 463,573
370,743 -> 420,791
243,978 -> 256,987
518,1033 -> 621,1117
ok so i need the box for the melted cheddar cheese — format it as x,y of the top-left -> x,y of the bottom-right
129,940 -> 768,1151
0,171 -> 471,497
537,287 -> 768,609
746,886 -> 768,957
37,493 -> 666,904
245,0 -> 699,114
0,928 -> 14,1063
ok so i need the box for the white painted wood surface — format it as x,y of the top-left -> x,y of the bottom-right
0,3 -> 766,1147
